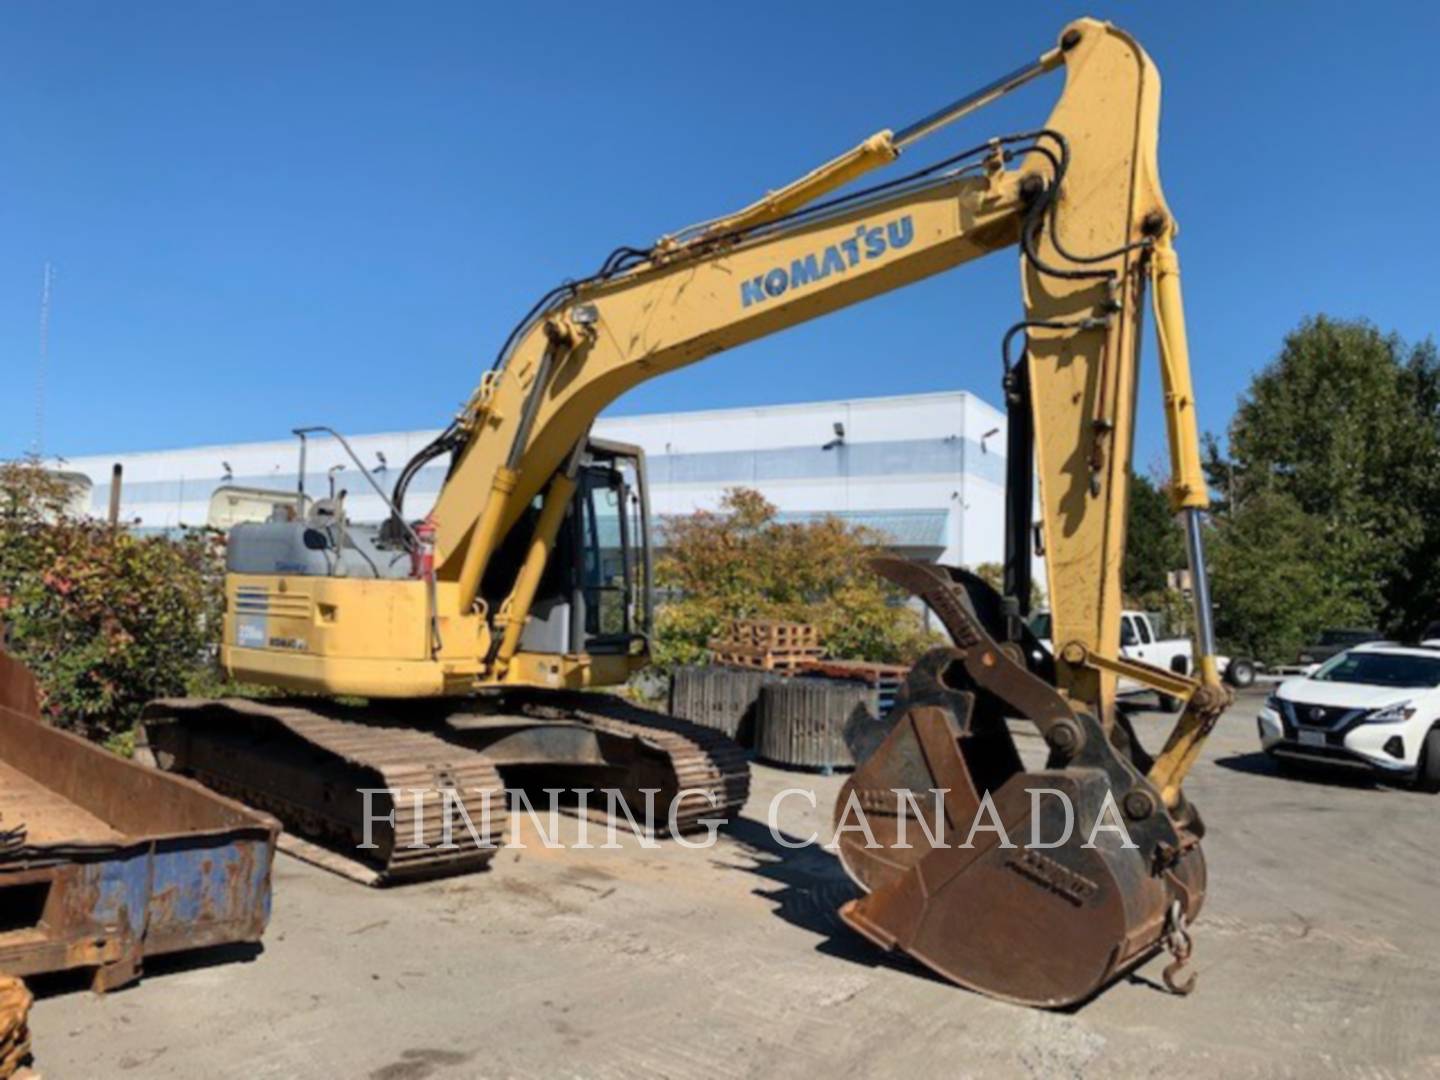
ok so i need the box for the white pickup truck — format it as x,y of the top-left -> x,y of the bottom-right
1030,609 -> 1256,708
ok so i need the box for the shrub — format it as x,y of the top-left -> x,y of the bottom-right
653,488 -> 939,668
0,461 -> 223,741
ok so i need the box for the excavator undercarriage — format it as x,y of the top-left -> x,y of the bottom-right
139,693 -> 749,884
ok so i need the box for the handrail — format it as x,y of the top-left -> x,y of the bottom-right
291,426 -> 442,656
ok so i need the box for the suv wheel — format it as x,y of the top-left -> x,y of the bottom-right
1416,727 -> 1440,794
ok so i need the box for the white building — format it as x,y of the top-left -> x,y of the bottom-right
60,390 -> 1011,569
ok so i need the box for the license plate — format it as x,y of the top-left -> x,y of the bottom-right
1298,729 -> 1327,748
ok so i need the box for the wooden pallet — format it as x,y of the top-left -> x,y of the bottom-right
709,643 -> 825,672
715,619 -> 820,651
709,618 -> 823,671
796,658 -> 910,684
795,658 -> 909,716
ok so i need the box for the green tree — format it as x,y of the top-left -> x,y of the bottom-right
1207,489 -> 1371,665
1124,473 -> 1185,600
1204,315 -> 1440,643
0,461 -> 224,742
654,488 -> 937,668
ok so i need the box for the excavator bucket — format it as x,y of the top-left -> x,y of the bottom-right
835,559 -> 1206,1008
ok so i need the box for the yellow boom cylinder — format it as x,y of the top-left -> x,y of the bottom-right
456,466 -> 518,611
1151,241 -> 1208,512
688,132 -> 899,242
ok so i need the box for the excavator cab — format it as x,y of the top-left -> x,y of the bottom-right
496,439 -> 653,662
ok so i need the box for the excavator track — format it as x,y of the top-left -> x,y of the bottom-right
139,691 -> 750,884
498,690 -> 751,832
139,698 -> 508,885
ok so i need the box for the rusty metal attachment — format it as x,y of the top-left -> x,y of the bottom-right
0,647 -> 278,992
0,976 -> 31,1078
669,665 -> 781,744
755,679 -> 877,771
834,559 -> 1206,1008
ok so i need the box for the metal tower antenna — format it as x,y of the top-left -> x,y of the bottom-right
34,262 -> 54,459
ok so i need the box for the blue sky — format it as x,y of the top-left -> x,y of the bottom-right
3,1 -> 1438,471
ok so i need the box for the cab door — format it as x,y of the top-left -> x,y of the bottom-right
571,440 -> 652,657
515,438 -> 652,660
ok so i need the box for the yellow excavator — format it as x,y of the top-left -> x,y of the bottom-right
139,17 -> 1230,1006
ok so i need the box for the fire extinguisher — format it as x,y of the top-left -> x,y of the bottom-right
412,516 -> 437,580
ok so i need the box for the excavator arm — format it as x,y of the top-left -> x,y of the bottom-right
421,16 -> 1225,770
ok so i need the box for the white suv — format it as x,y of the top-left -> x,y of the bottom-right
1258,642 -> 1440,791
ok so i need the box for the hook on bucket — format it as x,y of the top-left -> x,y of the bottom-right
1161,900 -> 1198,995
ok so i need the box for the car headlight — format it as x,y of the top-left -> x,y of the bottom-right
1367,701 -> 1416,724
1297,654 -> 1314,663
1263,693 -> 1283,714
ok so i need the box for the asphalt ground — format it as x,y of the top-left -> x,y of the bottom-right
27,686 -> 1440,1079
